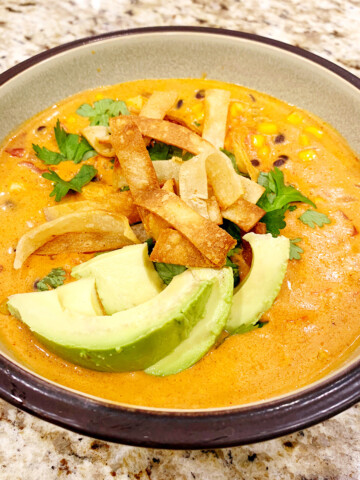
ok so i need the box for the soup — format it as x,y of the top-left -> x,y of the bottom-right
0,78 -> 359,409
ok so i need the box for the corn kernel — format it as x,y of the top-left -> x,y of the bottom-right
258,122 -> 278,134
9,183 -> 25,191
299,134 -> 310,146
313,196 -> 324,203
258,145 -> 270,158
304,126 -> 324,138
299,149 -> 317,161
230,102 -> 244,117
126,95 -> 144,111
317,348 -> 329,360
95,93 -> 104,101
251,134 -> 265,148
287,112 -> 303,125
66,114 -> 76,124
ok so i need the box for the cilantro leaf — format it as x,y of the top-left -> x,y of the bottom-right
147,141 -> 184,161
220,219 -> 242,248
36,268 -> 66,291
220,148 -> 240,174
257,167 -> 316,237
120,185 -> 130,192
257,168 -> 316,212
226,255 -> 240,288
42,164 -> 97,202
33,120 -> 96,165
154,263 -> 187,285
32,144 -> 65,165
233,320 -> 268,335
146,238 -> 155,255
76,98 -> 130,126
299,210 -> 331,229
289,238 -> 304,260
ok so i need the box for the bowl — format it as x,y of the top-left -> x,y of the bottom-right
0,27 -> 360,448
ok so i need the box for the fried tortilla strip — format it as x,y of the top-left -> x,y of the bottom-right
14,211 -> 139,269
150,228 -> 215,268
206,196 -> 223,224
202,89 -> 231,149
112,158 -> 128,190
36,232 -> 135,254
239,176 -> 265,204
140,91 -> 178,119
44,194 -> 141,225
233,137 -> 259,181
82,126 -> 114,157
125,116 -> 213,154
162,178 -> 176,194
222,198 -> 265,232
179,153 -> 209,218
205,151 -> 244,209
131,223 -> 149,242
110,117 -> 166,237
135,190 -> 236,266
114,158 -> 182,189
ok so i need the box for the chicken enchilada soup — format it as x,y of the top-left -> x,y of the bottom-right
0,78 -> 359,409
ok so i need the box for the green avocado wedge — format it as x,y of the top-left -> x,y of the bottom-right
71,243 -> 164,314
226,233 -> 290,334
145,267 -> 233,377
7,270 -> 212,372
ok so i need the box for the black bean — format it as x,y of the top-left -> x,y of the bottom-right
176,99 -> 183,109
37,125 -> 46,131
195,89 -> 205,99
273,157 -> 289,167
278,154 -> 289,160
250,159 -> 260,167
249,94 -> 256,102
274,134 -> 285,144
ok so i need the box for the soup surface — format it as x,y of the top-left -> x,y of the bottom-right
0,79 -> 360,409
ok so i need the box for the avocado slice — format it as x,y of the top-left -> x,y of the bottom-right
226,233 -> 289,334
145,267 -> 233,376
58,278 -> 104,316
71,243 -> 164,314
8,270 -> 212,372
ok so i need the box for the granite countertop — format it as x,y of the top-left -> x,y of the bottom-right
0,1 -> 360,478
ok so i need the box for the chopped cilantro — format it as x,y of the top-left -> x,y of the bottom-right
194,121 -> 201,127
120,185 -> 130,192
154,263 -> 187,285
147,141 -> 185,161
36,268 -> 66,291
289,238 -> 304,260
226,254 -> 240,288
299,210 -> 331,229
42,164 -> 97,202
233,320 -> 268,335
145,238 -> 155,255
257,167 -> 316,237
220,148 -> 240,174
220,219 -> 242,248
76,98 -> 130,126
182,151 -> 195,161
33,120 -> 96,165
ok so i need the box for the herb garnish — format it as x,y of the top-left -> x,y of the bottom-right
33,120 -> 96,165
147,141 -> 194,161
42,164 -> 97,202
257,167 -> 316,237
299,209 -> 331,229
154,263 -> 187,285
220,148 -> 240,174
76,98 -> 130,126
220,219 -> 242,248
289,238 -> 304,260
36,268 -> 66,291
226,248 -> 241,287
120,185 -> 130,192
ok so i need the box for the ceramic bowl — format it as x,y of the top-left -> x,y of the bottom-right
0,27 -> 359,448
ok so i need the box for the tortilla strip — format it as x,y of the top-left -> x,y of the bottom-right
202,89 -> 231,149
36,232 -> 134,255
110,117 -> 165,237
135,189 -> 236,266
14,211 -> 139,269
162,178 -> 176,194
124,116 -> 213,155
222,198 -> 265,232
179,153 -> 209,218
44,194 -> 141,225
140,91 -> 178,119
239,175 -> 265,204
233,137 -> 259,181
150,228 -> 215,268
206,196 -> 223,224
205,151 -> 244,209
82,126 -> 114,157
131,223 -> 149,242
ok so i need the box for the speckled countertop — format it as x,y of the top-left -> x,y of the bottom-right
0,1 -> 360,479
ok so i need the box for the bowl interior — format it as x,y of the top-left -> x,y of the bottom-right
0,29 -> 360,446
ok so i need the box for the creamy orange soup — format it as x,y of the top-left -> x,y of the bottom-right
0,79 -> 359,409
